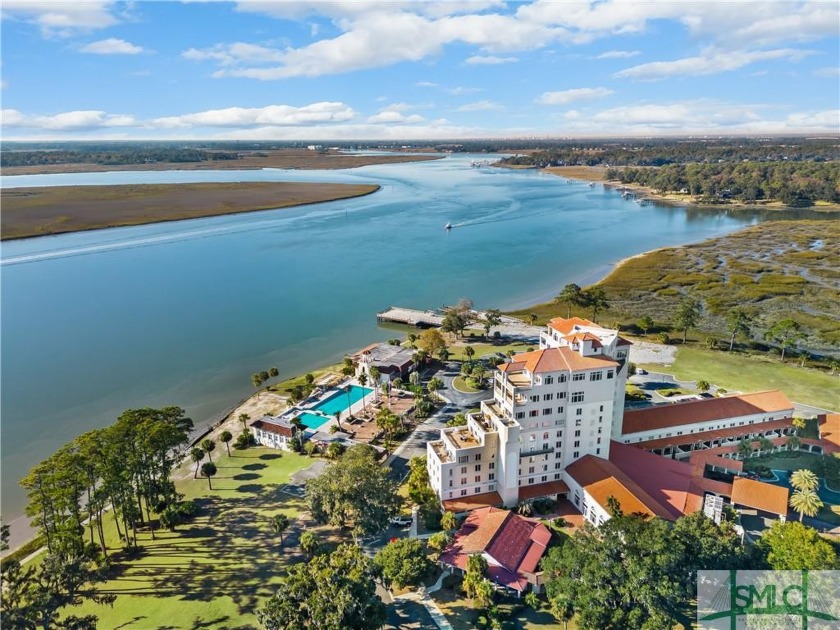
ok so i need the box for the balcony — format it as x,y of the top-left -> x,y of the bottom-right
484,401 -> 516,428
430,440 -> 452,463
518,445 -> 555,458
444,427 -> 482,450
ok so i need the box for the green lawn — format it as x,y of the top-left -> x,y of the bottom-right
638,347 -> 840,412
452,375 -> 481,393
449,340 -> 535,362
67,448 -> 319,629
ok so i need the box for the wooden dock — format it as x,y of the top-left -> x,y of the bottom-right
376,306 -> 444,328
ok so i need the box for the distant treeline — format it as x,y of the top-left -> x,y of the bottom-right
0,148 -> 241,168
607,161 -> 840,205
498,139 -> 840,167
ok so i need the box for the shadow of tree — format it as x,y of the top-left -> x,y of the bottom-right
242,463 -> 267,471
233,473 -> 261,481
259,454 -> 282,460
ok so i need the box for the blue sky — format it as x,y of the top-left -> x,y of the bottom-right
1,1 -> 838,140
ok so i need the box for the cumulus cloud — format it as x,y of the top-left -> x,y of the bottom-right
152,102 -> 355,128
456,100 -> 503,112
367,103 -> 425,124
814,66 -> 840,77
416,81 -> 438,87
2,109 -> 136,130
536,87 -> 614,106
80,38 -> 144,55
182,43 -> 286,66
596,50 -> 639,59
465,55 -> 518,65
615,47 -> 814,80
447,86 -> 483,95
1,1 -> 119,37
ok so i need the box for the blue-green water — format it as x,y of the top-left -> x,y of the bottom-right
768,470 -> 840,505
294,412 -> 331,430
1,154 -> 767,522
313,385 -> 373,416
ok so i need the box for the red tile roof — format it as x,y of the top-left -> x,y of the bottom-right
608,441 -> 698,519
731,477 -> 789,516
251,418 -> 296,438
622,390 -> 794,435
547,316 -> 601,335
439,507 -> 551,592
508,347 -> 618,374
566,454 -> 675,520
441,491 -> 503,513
633,418 -> 793,451
819,414 -> 840,449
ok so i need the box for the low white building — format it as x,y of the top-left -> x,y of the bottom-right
250,416 -> 298,450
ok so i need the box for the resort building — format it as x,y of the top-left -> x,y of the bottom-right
353,342 -> 416,383
620,390 -> 795,458
250,416 -> 299,450
439,506 -> 551,595
427,317 -> 631,510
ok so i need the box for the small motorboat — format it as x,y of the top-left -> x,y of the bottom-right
444,223 -> 452,230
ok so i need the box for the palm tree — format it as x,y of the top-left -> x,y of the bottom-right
407,333 -> 418,348
200,461 -> 217,489
239,413 -> 250,430
220,430 -> 233,456
555,284 -> 583,318
757,436 -> 774,454
792,417 -> 807,434
300,531 -> 320,558
696,380 -> 711,393
369,366 -> 381,401
358,372 -> 368,412
441,511 -> 458,531
472,578 -> 494,610
409,371 -> 421,386
787,435 -> 801,451
528,313 -> 538,326
438,347 -> 451,362
464,345 -> 475,363
737,440 -> 752,459
790,469 -> 819,493
201,439 -> 216,463
190,447 -> 205,478
551,592 -> 575,630
428,377 -> 444,402
334,410 -> 343,432
344,384 -> 353,417
270,513 -> 290,546
789,489 -> 823,522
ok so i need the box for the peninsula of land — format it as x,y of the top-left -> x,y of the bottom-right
1,181 -> 380,240
0,148 -> 443,176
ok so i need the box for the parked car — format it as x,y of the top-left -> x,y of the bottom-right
390,515 -> 412,527
637,369 -> 648,375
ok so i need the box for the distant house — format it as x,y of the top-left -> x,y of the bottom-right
439,507 -> 551,595
353,343 -> 416,383
251,416 -> 298,450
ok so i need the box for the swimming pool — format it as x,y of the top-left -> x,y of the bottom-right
296,412 -> 331,430
312,385 -> 373,416
767,470 -> 840,505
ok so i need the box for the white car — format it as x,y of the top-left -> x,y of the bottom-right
390,515 -> 412,527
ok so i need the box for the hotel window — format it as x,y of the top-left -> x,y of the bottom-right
529,410 -> 539,417
461,478 -> 467,484
590,371 -> 602,382
559,374 -> 567,383
541,475 -> 548,482
489,473 -> 495,481
574,451 -> 579,458
530,395 -> 540,402
557,406 -> 564,415
461,489 -> 467,496
558,392 -> 567,399
555,452 -> 562,458
597,438 -> 601,444
529,466 -> 535,473
475,464 -> 481,471
573,373 -> 586,382
571,392 -> 584,403
475,475 -> 481,483
544,375 -> 554,384
607,370 -> 614,379
554,473 -> 561,480
488,484 -> 495,491
599,405 -> 604,412
574,430 -> 581,437
461,466 -> 467,474
489,462 -> 495,469
515,412 -> 525,419
555,462 -> 562,469
448,480 -> 453,487
529,478 -> 534,484
555,440 -> 562,448
576,410 -> 583,418
543,408 -> 552,416
597,448 -> 601,455
543,393 -> 554,401
458,456 -> 468,464
574,441 -> 580,448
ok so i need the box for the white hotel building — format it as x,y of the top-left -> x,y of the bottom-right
427,317 -> 632,510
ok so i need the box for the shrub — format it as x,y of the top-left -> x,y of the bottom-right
234,429 -> 256,450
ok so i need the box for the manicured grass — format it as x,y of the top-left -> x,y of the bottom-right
448,340 -> 535,362
452,375 -> 483,393
67,448 -> 322,629
265,363 -> 342,396
638,347 -> 840,412
742,452 -> 825,474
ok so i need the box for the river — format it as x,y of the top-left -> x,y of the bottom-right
1,154 -> 763,527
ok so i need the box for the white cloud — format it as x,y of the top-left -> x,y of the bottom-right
2,109 -> 136,130
182,43 -> 286,66
416,81 -> 438,87
814,66 -> 840,78
152,102 -> 355,128
367,103 -> 425,124
596,50 -> 639,59
455,100 -> 503,112
536,87 -> 614,106
1,1 -> 118,37
447,86 -> 483,95
465,55 -> 518,65
615,46 -> 814,80
80,38 -> 144,55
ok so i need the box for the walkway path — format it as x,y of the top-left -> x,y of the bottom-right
393,569 -> 454,630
